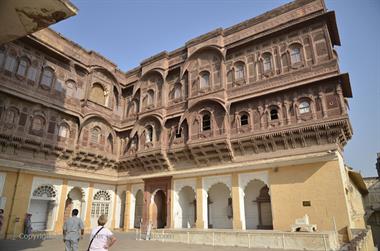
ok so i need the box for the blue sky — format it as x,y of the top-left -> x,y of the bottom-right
52,0 -> 380,177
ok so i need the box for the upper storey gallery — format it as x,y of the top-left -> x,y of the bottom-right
0,0 -> 342,126
0,0 -> 352,172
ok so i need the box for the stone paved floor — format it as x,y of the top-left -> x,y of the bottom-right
0,231 -> 293,251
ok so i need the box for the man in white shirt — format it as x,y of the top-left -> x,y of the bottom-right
63,209 -> 84,251
89,214 -> 116,251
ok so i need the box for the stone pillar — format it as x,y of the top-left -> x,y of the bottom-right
319,92 -> 327,118
111,186 -> 118,229
284,100 -> 291,125
123,184 -> 132,231
336,85 -> 347,115
195,177 -> 205,229
293,97 -> 300,123
54,179 -> 68,233
231,173 -> 243,230
84,183 -> 94,231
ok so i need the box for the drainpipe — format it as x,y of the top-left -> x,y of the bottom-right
5,169 -> 21,239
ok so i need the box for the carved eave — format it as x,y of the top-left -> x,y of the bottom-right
339,73 -> 352,98
325,11 -> 341,46
187,138 -> 234,167
68,150 -> 118,170
20,35 -> 71,64
230,117 -> 352,159
118,148 -> 172,175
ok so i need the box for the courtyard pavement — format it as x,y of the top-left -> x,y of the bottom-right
0,231 -> 297,251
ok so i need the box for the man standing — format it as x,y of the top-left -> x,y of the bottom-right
63,209 -> 84,251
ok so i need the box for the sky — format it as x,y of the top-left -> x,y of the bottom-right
52,0 -> 380,177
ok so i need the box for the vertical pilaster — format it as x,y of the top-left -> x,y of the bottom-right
231,173 -> 243,230
111,186 -> 118,229
123,184 -> 131,231
195,176 -> 205,229
319,91 -> 327,118
336,85 -> 347,115
84,183 -> 94,231
54,179 -> 68,233
5,171 -> 34,239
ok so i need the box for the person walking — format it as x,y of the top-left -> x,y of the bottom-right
88,214 -> 116,251
63,209 -> 84,251
24,213 -> 32,235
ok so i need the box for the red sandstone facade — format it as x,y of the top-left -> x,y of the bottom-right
0,1 -> 366,246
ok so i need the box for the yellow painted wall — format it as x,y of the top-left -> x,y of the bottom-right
0,169 -> 17,239
347,178 -> 366,229
0,170 -> 34,239
270,160 -> 350,237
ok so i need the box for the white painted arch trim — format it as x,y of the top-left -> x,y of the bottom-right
239,171 -> 269,194
28,177 -> 63,231
129,183 -> 144,229
91,184 -> 116,228
173,178 -> 196,229
203,175 -> 232,192
66,180 -> 90,221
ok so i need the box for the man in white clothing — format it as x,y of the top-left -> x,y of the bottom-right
63,209 -> 84,251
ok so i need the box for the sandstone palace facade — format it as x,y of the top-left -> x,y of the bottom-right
0,0 -> 367,243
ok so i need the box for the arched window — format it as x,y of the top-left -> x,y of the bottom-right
270,109 -> 279,120
17,58 -> 29,77
113,87 -> 119,111
4,53 -> 16,72
235,63 -> 245,80
5,109 -> 17,124
89,83 -> 107,106
200,72 -> 210,89
263,54 -> 272,72
131,135 -> 138,149
174,83 -> 182,99
107,134 -> 113,153
91,127 -> 100,144
240,114 -> 249,126
202,114 -> 211,131
40,67 -> 54,88
65,80 -> 76,97
91,190 -> 111,218
129,100 -> 138,115
58,124 -> 70,138
31,116 -> 44,131
146,126 -> 153,143
147,90 -> 154,106
299,101 -> 311,114
290,46 -> 302,64
32,185 -> 56,199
